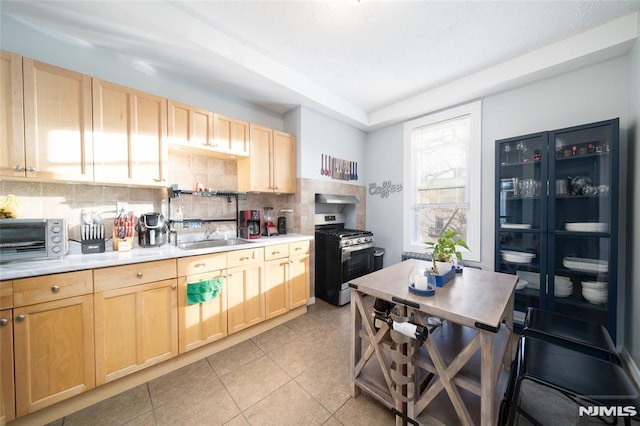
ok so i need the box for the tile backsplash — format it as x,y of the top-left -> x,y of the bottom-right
0,149 -> 299,242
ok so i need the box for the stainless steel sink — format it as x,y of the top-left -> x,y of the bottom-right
177,238 -> 249,250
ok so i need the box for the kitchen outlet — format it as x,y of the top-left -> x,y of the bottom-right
116,201 -> 128,214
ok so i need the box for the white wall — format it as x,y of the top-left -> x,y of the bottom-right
298,106 -> 367,183
626,30 -> 640,370
364,124 -> 404,266
367,54 -> 632,310
0,14 -> 284,130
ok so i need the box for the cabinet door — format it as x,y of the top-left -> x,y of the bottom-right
289,253 -> 310,310
94,279 -> 178,385
14,295 -> 95,416
93,79 -> 167,186
549,119 -> 618,339
0,309 -> 15,424
178,272 -> 227,354
272,131 -> 296,193
226,262 -> 264,334
495,132 -> 548,326
0,51 -> 25,179
264,258 -> 289,319
22,59 -> 93,182
213,113 -> 249,156
238,123 -> 272,192
168,101 -> 213,149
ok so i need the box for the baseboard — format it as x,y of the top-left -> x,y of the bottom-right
620,347 -> 640,389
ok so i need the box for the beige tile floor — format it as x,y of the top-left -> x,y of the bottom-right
49,299 -> 398,426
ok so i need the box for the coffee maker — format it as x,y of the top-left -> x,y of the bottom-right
238,210 -> 261,239
262,207 -> 278,236
136,213 -> 167,247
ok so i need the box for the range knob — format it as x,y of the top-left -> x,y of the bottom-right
52,236 -> 62,243
51,226 -> 62,233
51,246 -> 61,253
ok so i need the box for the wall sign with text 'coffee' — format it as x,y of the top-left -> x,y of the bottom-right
369,181 -> 403,198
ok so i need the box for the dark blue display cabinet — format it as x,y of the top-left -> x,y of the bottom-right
495,118 -> 619,342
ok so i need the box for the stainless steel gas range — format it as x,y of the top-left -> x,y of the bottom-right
314,213 -> 374,306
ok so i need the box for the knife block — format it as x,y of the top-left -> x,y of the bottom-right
81,238 -> 105,254
112,230 -> 133,252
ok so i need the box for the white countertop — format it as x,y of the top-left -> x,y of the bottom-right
0,234 -> 313,280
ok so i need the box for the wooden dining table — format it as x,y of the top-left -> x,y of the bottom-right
348,259 -> 518,426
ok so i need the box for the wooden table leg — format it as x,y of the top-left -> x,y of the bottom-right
480,331 -> 496,426
350,289 -> 362,398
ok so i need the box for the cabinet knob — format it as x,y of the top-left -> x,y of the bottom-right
16,315 -> 25,322
51,285 -> 60,293
27,166 -> 36,173
0,319 -> 7,326
13,164 -> 23,171
171,284 -> 177,290
137,272 -> 143,278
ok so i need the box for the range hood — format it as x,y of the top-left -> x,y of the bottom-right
315,193 -> 359,204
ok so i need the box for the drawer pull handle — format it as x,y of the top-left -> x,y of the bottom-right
51,285 -> 60,293
240,256 -> 250,261
16,315 -> 25,322
272,251 -> 280,255
195,263 -> 207,268
0,319 -> 7,326
137,272 -> 143,278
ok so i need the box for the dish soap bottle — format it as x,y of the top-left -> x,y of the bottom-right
175,205 -> 184,225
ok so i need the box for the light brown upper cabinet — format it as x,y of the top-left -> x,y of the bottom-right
92,79 -> 168,187
238,124 -> 296,193
1,53 -> 93,182
0,51 -> 25,180
168,100 -> 214,150
213,113 -> 249,157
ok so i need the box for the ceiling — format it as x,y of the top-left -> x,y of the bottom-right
2,1 -> 639,130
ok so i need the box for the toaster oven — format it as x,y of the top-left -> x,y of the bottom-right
0,218 -> 68,262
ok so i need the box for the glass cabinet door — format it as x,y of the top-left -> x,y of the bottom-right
495,132 -> 548,325
549,120 -> 618,337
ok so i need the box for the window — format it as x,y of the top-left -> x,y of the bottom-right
403,101 -> 481,262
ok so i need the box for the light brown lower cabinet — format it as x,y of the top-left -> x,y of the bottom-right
226,248 -> 265,334
94,279 -> 178,385
289,249 -> 310,309
1,308 -> 15,425
178,271 -> 227,354
13,295 -> 95,417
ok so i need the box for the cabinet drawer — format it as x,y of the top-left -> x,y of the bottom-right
289,240 -> 310,256
13,270 -> 93,307
264,243 -> 289,261
227,247 -> 264,268
0,280 -> 12,309
177,253 -> 226,276
94,259 -> 177,292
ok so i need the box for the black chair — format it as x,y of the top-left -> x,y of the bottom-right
523,307 -> 621,365
502,335 -> 640,425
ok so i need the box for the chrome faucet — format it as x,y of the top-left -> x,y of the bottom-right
204,228 -> 214,240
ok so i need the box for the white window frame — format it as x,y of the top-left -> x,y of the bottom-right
402,101 -> 482,263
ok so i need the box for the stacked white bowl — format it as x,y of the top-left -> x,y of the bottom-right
554,276 -> 573,297
582,281 -> 608,304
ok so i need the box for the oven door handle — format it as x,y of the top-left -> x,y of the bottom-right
341,242 -> 375,255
